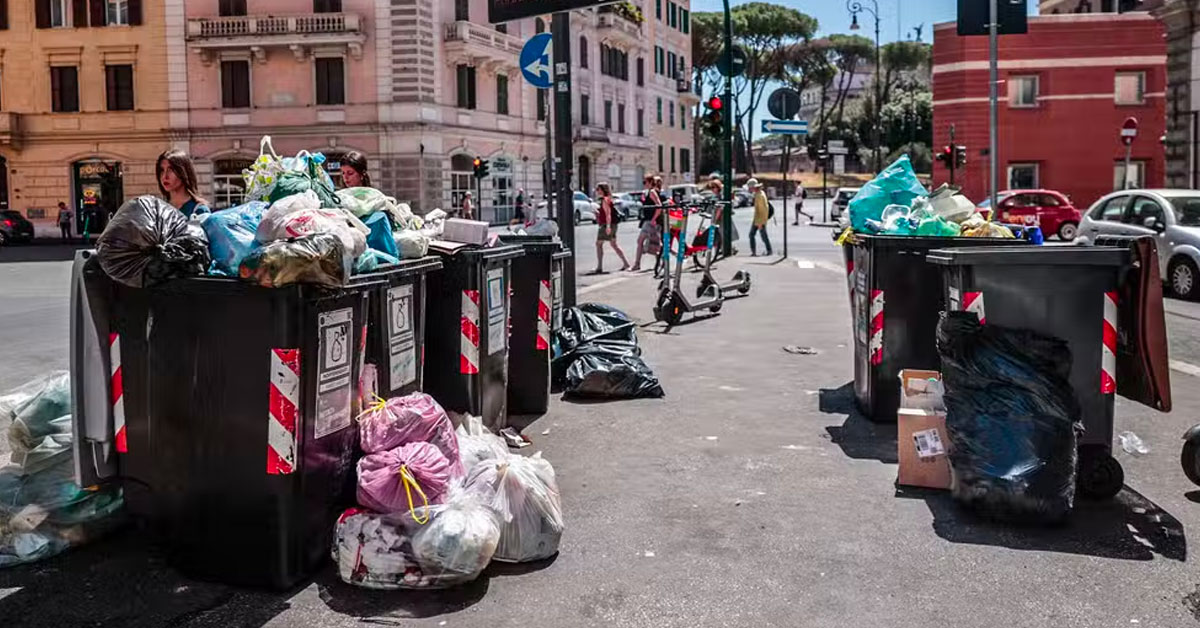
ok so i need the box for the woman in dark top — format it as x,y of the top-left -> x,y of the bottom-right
340,150 -> 371,188
593,182 -> 629,274
156,149 -> 210,219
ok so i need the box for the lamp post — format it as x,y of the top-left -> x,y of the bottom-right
848,0 -> 881,171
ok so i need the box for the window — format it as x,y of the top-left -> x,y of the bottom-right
668,103 -> 674,127
600,43 -> 608,74
450,154 -> 474,210
680,105 -> 686,130
50,66 -> 79,112
535,17 -> 545,33
537,91 -> 546,121
314,0 -> 342,12
618,104 -> 626,134
658,145 -> 664,172
1007,163 -> 1038,189
667,52 -> 676,79
41,0 -> 67,27
497,74 -> 509,115
1114,160 -> 1145,190
655,46 -> 664,75
604,100 -> 612,129
0,0 -> 8,30
107,0 -> 128,25
219,0 -> 246,16
454,0 -> 468,20
1169,197 -> 1200,226
315,57 -> 345,106
1009,75 -> 1038,107
1092,195 -> 1130,222
221,60 -> 250,109
670,147 -> 676,173
637,108 -> 644,136
455,64 -> 476,109
1115,71 -> 1146,105
681,8 -> 689,33
668,1 -> 676,27
1127,196 -> 1166,228
681,148 -> 691,173
213,159 -> 252,209
1037,193 -> 1062,207
637,57 -> 644,86
656,98 -> 662,124
495,23 -> 506,34
581,94 -> 590,125
104,64 -> 134,111
656,0 -> 661,20
580,37 -> 589,69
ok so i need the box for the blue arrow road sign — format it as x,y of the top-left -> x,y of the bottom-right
520,33 -> 554,89
761,119 -> 809,135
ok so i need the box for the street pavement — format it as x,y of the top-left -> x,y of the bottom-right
1,202 -> 1199,626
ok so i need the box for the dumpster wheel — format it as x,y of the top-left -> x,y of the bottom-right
1077,450 -> 1124,500
1182,438 -> 1200,487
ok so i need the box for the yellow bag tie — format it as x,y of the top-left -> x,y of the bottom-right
399,464 -> 430,525
355,393 -> 388,423
835,226 -> 855,247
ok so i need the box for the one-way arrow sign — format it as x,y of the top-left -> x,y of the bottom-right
762,119 -> 808,135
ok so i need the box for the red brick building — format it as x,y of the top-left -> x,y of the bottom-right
932,13 -> 1166,208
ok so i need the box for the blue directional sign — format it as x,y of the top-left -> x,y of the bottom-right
762,119 -> 809,135
520,33 -> 554,89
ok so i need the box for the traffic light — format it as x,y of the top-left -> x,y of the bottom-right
954,145 -> 967,168
936,145 -> 953,168
473,156 -> 490,179
702,96 -> 725,139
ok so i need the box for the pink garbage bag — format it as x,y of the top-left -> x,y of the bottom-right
359,393 -> 464,478
357,442 -> 455,515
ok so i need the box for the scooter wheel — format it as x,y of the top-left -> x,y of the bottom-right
1077,449 -> 1124,500
664,294 -> 684,326
1182,438 -> 1200,487
738,284 -> 751,295
709,302 -> 723,314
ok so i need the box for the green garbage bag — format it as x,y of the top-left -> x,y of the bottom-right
849,155 -> 929,232
916,215 -> 962,237
268,171 -> 340,208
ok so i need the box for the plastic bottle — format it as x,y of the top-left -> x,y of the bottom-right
1118,431 -> 1150,456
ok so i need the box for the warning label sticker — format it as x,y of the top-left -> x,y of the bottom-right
387,285 -> 418,390
487,268 -> 506,355
913,428 -> 946,459
316,307 -> 354,439
551,267 -> 564,331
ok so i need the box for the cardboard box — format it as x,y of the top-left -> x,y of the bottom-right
442,218 -> 490,245
896,369 -> 952,490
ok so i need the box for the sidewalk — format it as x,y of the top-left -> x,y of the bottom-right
0,244 -> 1197,627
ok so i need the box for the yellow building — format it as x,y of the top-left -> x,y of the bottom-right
0,0 -> 172,236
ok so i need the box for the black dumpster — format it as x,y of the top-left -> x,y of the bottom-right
848,235 -> 1029,422
423,245 -> 524,429
363,256 -> 442,400
498,235 -> 572,416
927,245 -> 1141,499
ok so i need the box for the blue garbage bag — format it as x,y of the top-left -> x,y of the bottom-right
203,201 -> 268,276
849,155 -> 929,232
362,211 -> 399,259
354,248 -> 400,274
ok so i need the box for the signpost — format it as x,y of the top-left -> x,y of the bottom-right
519,33 -> 554,89
1121,116 -> 1139,190
767,87 -> 803,259
761,119 -> 809,135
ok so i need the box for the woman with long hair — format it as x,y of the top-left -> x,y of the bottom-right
156,149 -> 210,218
593,182 -> 630,274
339,150 -> 371,188
630,174 -> 663,272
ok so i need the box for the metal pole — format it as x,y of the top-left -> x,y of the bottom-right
821,153 -> 828,223
874,10 -> 881,172
782,136 -> 790,258
988,0 -> 999,211
721,0 -> 734,258
1123,142 -> 1134,190
949,123 -> 956,186
543,90 -> 553,211
552,12 -> 576,306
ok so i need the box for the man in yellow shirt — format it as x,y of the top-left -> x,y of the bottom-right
747,178 -> 773,256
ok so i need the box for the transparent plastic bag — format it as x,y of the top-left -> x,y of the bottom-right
0,371 -> 70,429
238,233 -> 349,288
455,415 -> 509,474
394,229 -> 430,259
202,201 -> 268,276
491,453 -> 563,563
242,136 -> 286,202
848,155 -> 929,232
411,496 -> 502,577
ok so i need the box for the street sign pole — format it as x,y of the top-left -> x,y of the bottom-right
949,123 -> 957,186
988,0 -> 999,212
1121,117 -> 1139,190
782,136 -> 790,259
821,152 -> 828,223
552,13 -> 576,307
721,0 -> 734,258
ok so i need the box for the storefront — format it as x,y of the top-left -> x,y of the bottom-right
72,159 -> 123,235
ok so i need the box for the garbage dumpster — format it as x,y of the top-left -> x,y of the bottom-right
928,244 -> 1171,499
498,235 -> 572,416
363,256 -> 442,400
848,235 -> 1029,422
423,244 -> 524,429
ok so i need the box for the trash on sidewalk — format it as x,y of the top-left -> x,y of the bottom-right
96,196 -> 211,287
356,441 -> 457,515
489,452 -> 563,563
896,369 -> 951,490
552,303 -> 664,400
358,393 -> 465,478
937,312 -> 1082,523
1119,431 -> 1150,456
499,427 -> 531,449
456,415 -> 510,472
782,345 -> 819,355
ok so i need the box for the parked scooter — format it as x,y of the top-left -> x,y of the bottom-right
691,200 -> 752,300
653,202 -> 723,326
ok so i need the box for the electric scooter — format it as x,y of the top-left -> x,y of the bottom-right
692,200 -> 752,300
653,201 -> 723,326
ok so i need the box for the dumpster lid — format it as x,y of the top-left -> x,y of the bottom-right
430,242 -> 525,263
356,255 -> 443,280
853,234 -> 1033,250
927,246 -> 1129,267
497,234 -> 562,254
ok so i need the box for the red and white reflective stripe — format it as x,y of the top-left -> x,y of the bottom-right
869,289 -> 884,366
1102,291 -> 1118,394
536,279 -> 551,350
267,348 -> 300,475
109,333 -> 127,454
460,290 -> 481,375
963,291 -> 986,325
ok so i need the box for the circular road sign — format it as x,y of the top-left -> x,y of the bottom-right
768,87 -> 802,120
718,46 -> 748,78
1120,116 -> 1139,147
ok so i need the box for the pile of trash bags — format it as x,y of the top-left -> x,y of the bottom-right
936,312 -> 1083,523
97,136 -> 452,290
333,392 -> 564,590
0,372 -> 124,568
845,155 -> 1019,240
552,303 -> 665,399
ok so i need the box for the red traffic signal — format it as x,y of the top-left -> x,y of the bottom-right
708,96 -> 723,111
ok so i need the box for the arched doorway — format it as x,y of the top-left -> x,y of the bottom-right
577,155 -> 591,196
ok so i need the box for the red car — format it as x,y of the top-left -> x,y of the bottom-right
977,189 -> 1082,241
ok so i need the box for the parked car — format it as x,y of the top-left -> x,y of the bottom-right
535,191 -> 599,224
831,187 -> 860,220
0,210 -> 35,245
734,188 -> 752,208
667,184 -> 702,205
1079,189 -> 1200,299
614,192 -> 642,221
981,189 -> 1082,241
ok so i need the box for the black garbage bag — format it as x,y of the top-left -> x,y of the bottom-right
552,304 -> 664,399
96,196 -> 211,288
238,233 -> 349,289
936,312 -> 1082,524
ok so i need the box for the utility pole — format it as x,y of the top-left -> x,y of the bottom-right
552,12 -> 576,306
721,0 -> 734,258
987,0 -> 999,211
949,123 -> 957,186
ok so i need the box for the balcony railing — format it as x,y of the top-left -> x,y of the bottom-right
578,126 -> 611,143
186,13 -> 362,39
597,12 -> 642,37
443,20 -> 524,55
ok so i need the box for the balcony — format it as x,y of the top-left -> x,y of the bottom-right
444,20 -> 523,67
597,12 -> 643,41
0,113 -> 23,149
186,13 -> 366,62
676,75 -> 701,103
577,126 -> 611,143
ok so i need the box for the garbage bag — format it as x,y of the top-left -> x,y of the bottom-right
555,303 -> 639,355
552,304 -> 664,399
202,201 -> 268,276
936,312 -> 1082,523
455,414 -> 509,474
336,187 -> 419,229
0,371 -> 72,474
410,495 -> 502,578
524,218 -> 559,237
358,393 -> 464,478
394,229 -> 430,259
363,211 -> 399,259
354,249 -> 400,274
357,441 -> 456,515
490,452 -> 564,563
260,150 -> 339,208
242,136 -> 287,202
848,155 -> 929,232
96,196 -> 211,288
257,195 -> 368,260
238,233 -> 349,289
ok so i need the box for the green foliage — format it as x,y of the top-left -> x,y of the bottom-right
880,88 -> 932,149
888,142 -> 933,174
612,1 -> 645,24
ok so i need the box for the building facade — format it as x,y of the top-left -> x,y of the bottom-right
932,13 -> 1166,209
1040,0 -> 1163,14
0,0 -> 171,236
1153,0 -> 1200,189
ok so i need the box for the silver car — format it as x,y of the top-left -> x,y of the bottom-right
1078,189 -> 1200,299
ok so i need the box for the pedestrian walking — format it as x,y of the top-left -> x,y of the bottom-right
56,202 -> 72,242
631,175 -> 664,272
510,188 -> 527,227
793,181 -> 813,225
747,178 -> 773,256
593,182 -> 630,274
461,192 -> 475,220
339,150 -> 371,188
156,149 -> 210,219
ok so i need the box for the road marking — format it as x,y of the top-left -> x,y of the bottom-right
796,260 -> 815,269
813,260 -> 846,275
579,275 -> 632,295
1170,359 -> 1200,378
